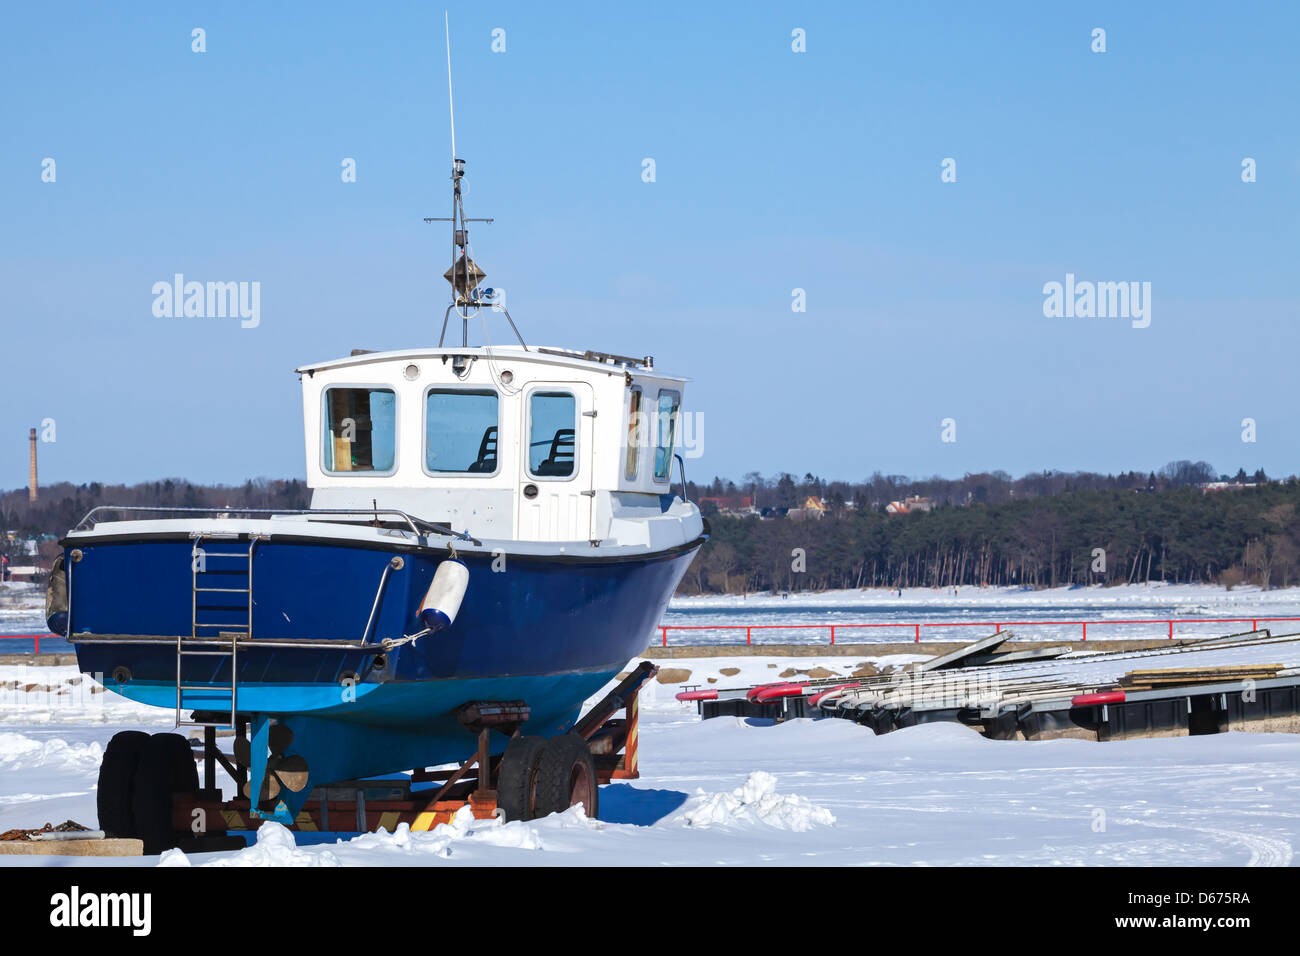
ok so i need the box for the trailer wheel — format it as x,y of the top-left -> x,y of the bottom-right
132,732 -> 200,855
532,733 -> 599,820
496,735 -> 547,822
97,730 -> 150,838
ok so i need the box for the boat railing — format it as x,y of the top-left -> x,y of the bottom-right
673,453 -> 690,503
71,505 -> 480,545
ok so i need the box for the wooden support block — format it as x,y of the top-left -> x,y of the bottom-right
0,838 -> 143,857
468,791 -> 497,820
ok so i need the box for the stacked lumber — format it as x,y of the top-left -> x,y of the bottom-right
1117,664 -> 1282,691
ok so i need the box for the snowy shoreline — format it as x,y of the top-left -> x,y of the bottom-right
671,581 -> 1300,610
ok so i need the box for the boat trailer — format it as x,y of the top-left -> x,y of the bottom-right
79,662 -> 656,855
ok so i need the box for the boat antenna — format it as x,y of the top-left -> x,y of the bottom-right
424,14 -> 527,350
444,10 -> 456,162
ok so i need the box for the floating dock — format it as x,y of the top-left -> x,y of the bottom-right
679,629 -> 1300,741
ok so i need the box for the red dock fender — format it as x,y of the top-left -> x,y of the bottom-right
675,689 -> 718,701
1071,690 -> 1126,708
750,683 -> 807,703
808,682 -> 862,707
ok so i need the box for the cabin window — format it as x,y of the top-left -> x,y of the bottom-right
653,389 -> 680,482
425,389 -> 499,474
322,387 -> 396,474
527,391 -> 577,479
625,387 -> 643,480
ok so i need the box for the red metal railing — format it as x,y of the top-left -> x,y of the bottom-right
0,634 -> 44,654
10,617 -> 1300,653
658,617 -> 1300,647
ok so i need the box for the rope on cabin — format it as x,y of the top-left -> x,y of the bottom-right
480,312 -> 522,396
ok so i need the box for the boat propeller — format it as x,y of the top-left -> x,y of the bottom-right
234,724 -> 309,800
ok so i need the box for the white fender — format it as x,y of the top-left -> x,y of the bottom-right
418,559 -> 469,632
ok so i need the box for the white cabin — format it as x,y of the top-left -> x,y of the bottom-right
296,346 -> 704,551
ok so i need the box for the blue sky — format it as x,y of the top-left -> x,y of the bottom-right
2,1 -> 1298,489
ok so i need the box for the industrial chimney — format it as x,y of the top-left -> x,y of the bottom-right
28,428 -> 37,503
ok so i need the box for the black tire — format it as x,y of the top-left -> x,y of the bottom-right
496,735 -> 547,822
97,730 -> 150,838
132,732 -> 200,855
532,733 -> 599,820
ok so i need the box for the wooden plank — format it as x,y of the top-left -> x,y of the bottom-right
1118,665 -> 1282,688
918,631 -> 1012,672
1124,665 -> 1282,677
966,646 -> 1072,666
0,838 -> 143,857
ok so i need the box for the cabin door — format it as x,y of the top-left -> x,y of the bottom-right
516,382 -> 595,542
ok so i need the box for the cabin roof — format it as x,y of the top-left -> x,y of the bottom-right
295,345 -> 690,382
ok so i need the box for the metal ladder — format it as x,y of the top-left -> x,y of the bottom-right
176,534 -> 259,729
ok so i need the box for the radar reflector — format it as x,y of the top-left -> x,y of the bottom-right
444,255 -> 487,303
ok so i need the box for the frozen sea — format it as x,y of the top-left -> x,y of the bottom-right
8,582 -> 1300,653
662,582 -> 1300,646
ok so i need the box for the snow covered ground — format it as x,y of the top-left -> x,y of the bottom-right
1,658 -> 1298,867
3,583 -> 1299,866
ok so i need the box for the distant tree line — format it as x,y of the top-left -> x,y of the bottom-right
681,469 -> 1300,595
688,460 -> 1267,515
0,478 -> 310,561
4,464 -> 1296,595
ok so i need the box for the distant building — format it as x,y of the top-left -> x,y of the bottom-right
788,496 -> 828,521
1199,481 -> 1258,493
698,494 -> 758,517
886,495 -> 934,515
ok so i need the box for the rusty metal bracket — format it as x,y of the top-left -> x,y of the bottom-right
574,661 -> 658,739
456,699 -> 531,733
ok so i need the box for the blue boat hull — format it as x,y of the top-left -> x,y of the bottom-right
66,531 -> 701,797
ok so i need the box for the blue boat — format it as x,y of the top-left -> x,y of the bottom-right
51,147 -> 705,834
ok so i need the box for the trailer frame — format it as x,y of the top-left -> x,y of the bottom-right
174,661 -> 658,838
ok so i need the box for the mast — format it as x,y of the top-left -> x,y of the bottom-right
424,15 -> 526,350
432,157 -> 492,340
